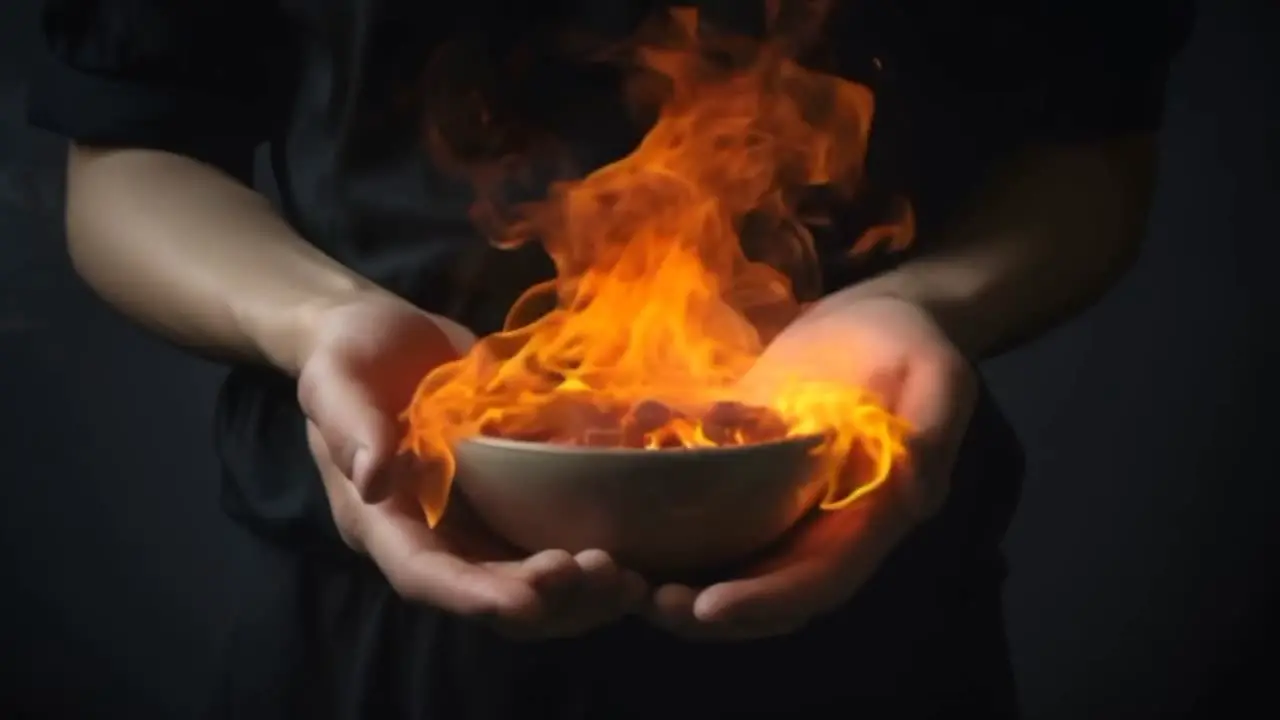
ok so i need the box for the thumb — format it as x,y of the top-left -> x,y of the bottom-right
298,358 -> 403,503
896,351 -> 975,520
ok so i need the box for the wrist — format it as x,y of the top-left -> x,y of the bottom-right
820,264 -> 996,360
262,288 -> 476,378
241,283 -> 393,377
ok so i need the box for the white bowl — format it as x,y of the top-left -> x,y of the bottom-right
453,434 -> 826,573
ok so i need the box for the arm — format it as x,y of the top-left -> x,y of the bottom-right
65,147 -> 383,376
31,0 -> 394,376
808,1 -> 1187,356
813,1 -> 1192,359
825,135 -> 1158,359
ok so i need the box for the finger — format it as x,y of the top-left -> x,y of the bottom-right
899,350 -> 975,451
571,550 -> 648,623
574,549 -> 624,608
481,550 -> 589,640
360,504 -> 543,622
646,583 -> 791,642
520,550 -> 629,638
298,357 -> 402,503
897,351 -> 975,518
614,568 -> 650,616
692,555 -> 835,627
646,583 -> 702,636
692,503 -> 899,628
510,549 -> 586,603
306,421 -> 368,552
482,549 -> 585,628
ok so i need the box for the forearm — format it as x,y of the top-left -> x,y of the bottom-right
824,136 -> 1159,359
65,146 -> 388,375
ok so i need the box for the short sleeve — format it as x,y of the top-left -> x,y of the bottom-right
27,0 -> 283,184
1028,1 -> 1196,142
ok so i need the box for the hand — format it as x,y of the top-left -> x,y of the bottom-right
298,293 -> 647,638
647,295 -> 977,641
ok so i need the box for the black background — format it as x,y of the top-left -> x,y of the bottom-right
1,1 -> 1276,718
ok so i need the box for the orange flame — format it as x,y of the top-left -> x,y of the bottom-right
403,5 -> 913,527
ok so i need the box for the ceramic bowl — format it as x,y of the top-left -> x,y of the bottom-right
452,434 -> 825,573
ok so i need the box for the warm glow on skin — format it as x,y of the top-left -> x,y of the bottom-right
402,6 -> 913,527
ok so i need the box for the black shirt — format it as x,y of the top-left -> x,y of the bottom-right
29,2 -> 1193,718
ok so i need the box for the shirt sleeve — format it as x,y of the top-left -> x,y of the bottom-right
27,0 -> 282,184
1027,0 -> 1196,142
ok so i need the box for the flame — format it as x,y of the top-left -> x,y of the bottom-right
403,5 -> 913,528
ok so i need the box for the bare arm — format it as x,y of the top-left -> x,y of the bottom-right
64,146 -> 387,376
809,0 -> 1188,359
818,136 -> 1159,358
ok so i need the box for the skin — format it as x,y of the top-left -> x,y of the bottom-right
646,137 -> 1159,640
64,131 -> 1156,640
65,147 -> 648,637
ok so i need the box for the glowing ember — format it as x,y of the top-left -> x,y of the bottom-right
403,5 -> 914,527
478,398 -> 792,449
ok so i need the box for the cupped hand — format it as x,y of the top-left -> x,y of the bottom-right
297,293 -> 647,638
647,295 -> 977,641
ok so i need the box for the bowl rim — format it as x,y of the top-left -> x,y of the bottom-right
456,432 -> 825,457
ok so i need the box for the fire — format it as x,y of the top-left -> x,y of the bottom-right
403,5 -> 913,527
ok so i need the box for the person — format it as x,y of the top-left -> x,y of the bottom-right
29,0 -> 1193,717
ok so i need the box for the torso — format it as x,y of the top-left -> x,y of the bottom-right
261,0 -> 1039,330
211,4 -> 1030,715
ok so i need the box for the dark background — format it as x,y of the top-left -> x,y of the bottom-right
1,1 -> 1275,718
